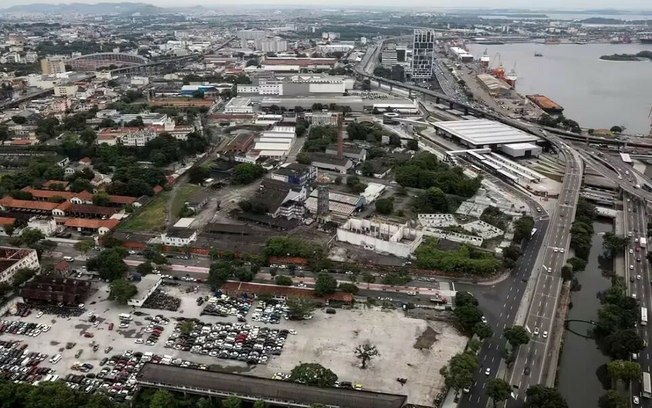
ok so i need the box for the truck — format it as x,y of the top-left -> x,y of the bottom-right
641,237 -> 647,248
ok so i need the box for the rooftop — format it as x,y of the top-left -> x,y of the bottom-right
165,227 -> 196,238
136,363 -> 405,408
433,119 -> 539,146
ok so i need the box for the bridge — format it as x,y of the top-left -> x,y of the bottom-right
0,89 -> 53,110
69,52 -> 148,71
564,319 -> 597,339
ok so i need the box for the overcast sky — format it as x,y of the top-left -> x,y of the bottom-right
2,0 -> 652,9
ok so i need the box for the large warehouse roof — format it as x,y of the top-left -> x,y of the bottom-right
434,119 -> 539,147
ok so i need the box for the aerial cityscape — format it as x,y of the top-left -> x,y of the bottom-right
0,2 -> 651,408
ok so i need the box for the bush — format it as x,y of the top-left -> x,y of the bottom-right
275,275 -> 293,286
375,198 -> 394,215
415,239 -> 502,276
338,282 -> 359,294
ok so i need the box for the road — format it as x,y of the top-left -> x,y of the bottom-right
625,195 -> 652,407
505,146 -> 583,406
457,217 -> 549,408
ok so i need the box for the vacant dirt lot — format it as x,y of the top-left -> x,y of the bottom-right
251,306 -> 466,406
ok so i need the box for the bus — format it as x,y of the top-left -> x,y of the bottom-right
530,228 -> 538,238
642,307 -> 648,326
643,372 -> 651,399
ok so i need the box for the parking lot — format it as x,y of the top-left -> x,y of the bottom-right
0,280 -> 464,405
251,306 -> 466,406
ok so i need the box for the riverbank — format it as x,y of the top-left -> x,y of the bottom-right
600,50 -> 652,61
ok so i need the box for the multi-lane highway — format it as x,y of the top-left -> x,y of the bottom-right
625,195 -> 652,407
503,147 -> 583,406
457,216 -> 549,408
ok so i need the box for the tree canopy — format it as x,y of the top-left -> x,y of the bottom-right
439,351 -> 479,391
86,248 -> 128,281
314,273 -> 338,297
289,363 -> 338,387
504,325 -> 530,348
525,385 -> 568,408
415,240 -> 502,276
108,279 -> 138,304
486,378 -> 512,407
231,163 -> 265,185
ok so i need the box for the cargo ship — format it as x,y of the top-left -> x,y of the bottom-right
526,94 -> 564,114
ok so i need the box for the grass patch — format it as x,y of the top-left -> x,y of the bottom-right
171,183 -> 204,219
117,191 -> 169,232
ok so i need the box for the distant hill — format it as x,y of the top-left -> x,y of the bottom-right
1,2 -> 165,15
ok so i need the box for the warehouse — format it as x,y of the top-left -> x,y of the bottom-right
433,119 -> 540,150
500,143 -> 543,158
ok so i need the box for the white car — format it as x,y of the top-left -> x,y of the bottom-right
533,327 -> 540,336
637,275 -> 642,280
36,311 -> 43,318
484,367 -> 491,376
633,395 -> 640,405
630,249 -> 634,254
481,316 -> 487,324
559,248 -> 565,253
630,265 -> 634,270
553,248 -> 559,253
542,331 -> 548,339
134,339 -> 144,344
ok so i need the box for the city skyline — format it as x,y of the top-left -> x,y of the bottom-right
1,0 -> 652,11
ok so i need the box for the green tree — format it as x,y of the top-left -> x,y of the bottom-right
375,198 -> 394,215
136,261 -> 154,276
26,381 -> 81,408
296,152 -> 312,165
567,257 -> 587,272
454,304 -> 483,333
289,363 -> 338,387
79,128 -> 96,145
486,378 -> 512,407
413,187 -> 448,213
513,216 -> 535,242
314,273 -> 337,296
87,248 -> 128,281
108,279 -> 138,304
275,275 -> 293,286
179,320 -> 194,335
149,390 -> 178,408
221,396 -> 242,408
73,239 -> 95,255
598,390 -> 628,408
504,325 -> 530,348
602,232 -> 630,257
286,297 -> 315,320
188,166 -> 210,184
439,351 -> 479,392
339,282 -> 359,294
361,271 -> 376,283
20,228 -> 45,247
455,291 -> 479,308
473,322 -> 494,340
12,268 -> 37,288
354,343 -> 380,369
11,115 -> 27,125
525,385 -> 568,408
561,264 -> 574,281
231,163 -> 265,185
252,401 -> 267,408
92,192 -> 111,206
610,126 -> 623,134
605,329 -> 645,359
607,359 -> 641,385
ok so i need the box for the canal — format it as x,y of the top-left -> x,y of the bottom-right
557,221 -> 614,407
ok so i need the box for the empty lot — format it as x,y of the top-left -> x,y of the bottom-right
251,306 -> 466,406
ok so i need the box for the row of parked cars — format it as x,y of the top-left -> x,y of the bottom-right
165,319 -> 293,365
0,320 -> 51,337
0,340 -> 55,383
200,295 -> 253,318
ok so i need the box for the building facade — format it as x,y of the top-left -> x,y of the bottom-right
411,29 -> 435,80
0,247 -> 40,283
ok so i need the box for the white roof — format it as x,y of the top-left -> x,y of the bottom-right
173,217 -> 195,228
253,142 -> 291,151
259,137 -> 294,144
434,119 -> 539,146
503,142 -> 540,150
269,126 -> 295,133
620,152 -> 632,163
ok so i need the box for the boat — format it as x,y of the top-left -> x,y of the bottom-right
526,94 -> 564,114
641,35 -> 652,44
544,38 -> 561,45
534,52 -> 543,57
504,68 -> 518,87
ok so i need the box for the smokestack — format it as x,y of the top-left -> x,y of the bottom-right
337,113 -> 344,160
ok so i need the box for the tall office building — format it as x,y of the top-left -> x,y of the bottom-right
40,57 -> 66,75
411,29 -> 435,80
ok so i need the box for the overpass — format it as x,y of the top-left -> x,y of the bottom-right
0,89 -> 54,110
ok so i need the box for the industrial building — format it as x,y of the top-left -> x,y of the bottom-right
127,275 -> 163,307
0,247 -> 40,283
253,126 -> 296,159
21,277 -> 90,306
476,73 -> 511,96
411,29 -> 436,80
237,74 -> 350,96
224,97 -> 254,114
449,46 -> 474,62
337,218 -> 423,258
499,143 -> 543,158
305,189 -> 364,220
433,119 -> 540,150
271,163 -> 317,186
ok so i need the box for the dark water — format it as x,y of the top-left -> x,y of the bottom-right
466,42 -> 652,135
556,221 -> 614,408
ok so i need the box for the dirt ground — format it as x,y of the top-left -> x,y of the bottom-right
251,306 -> 466,406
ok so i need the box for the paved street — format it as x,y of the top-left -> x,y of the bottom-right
505,146 -> 583,406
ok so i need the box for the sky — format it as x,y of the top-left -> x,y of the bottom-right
2,0 -> 652,10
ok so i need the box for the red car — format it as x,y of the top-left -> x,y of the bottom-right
108,323 -> 114,331
83,332 -> 94,338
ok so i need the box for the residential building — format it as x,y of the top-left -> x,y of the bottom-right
161,228 -> 197,247
0,247 -> 40,283
64,218 -> 120,235
271,163 -> 317,186
40,57 -> 66,75
255,38 -> 288,53
411,29 -> 436,80
53,85 -> 79,97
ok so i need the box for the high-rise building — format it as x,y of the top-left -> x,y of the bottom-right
411,29 -> 435,80
40,57 -> 66,75
255,38 -> 288,53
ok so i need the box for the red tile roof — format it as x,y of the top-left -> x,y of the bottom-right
64,218 -> 120,230
109,195 -> 137,205
268,256 -> 309,266
22,187 -> 93,202
0,217 -> 16,226
0,198 -> 59,212
220,281 -> 353,303
54,260 -> 70,272
42,180 -> 69,190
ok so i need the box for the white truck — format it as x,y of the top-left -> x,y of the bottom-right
641,237 -> 647,248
